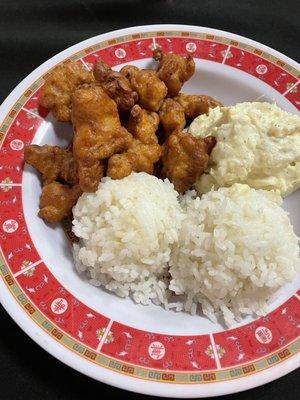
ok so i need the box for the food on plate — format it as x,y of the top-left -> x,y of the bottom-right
39,182 -> 82,223
28,50 -> 220,202
120,65 -> 167,111
169,184 -> 300,326
162,130 -> 216,193
71,84 -> 132,192
107,105 -> 161,179
189,102 -> 300,196
159,98 -> 186,138
153,48 -> 195,97
40,60 -> 94,122
127,104 -> 160,143
73,173 -> 184,304
25,144 -> 80,223
24,144 -> 78,185
93,60 -> 138,111
24,49 -> 300,327
72,177 -> 300,326
107,141 -> 161,179
174,93 -> 222,120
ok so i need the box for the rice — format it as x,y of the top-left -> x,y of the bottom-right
169,184 -> 300,326
72,172 -> 184,306
72,172 -> 299,327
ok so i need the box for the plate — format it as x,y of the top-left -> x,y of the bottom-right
0,25 -> 299,398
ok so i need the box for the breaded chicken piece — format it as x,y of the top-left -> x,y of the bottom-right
120,65 -> 167,112
159,98 -> 186,138
174,94 -> 222,120
107,105 -> 161,179
107,141 -> 161,179
153,49 -> 195,97
162,130 -> 216,193
93,60 -> 138,111
39,182 -> 82,223
75,158 -> 106,194
127,104 -> 160,144
24,144 -> 78,185
40,60 -> 94,122
72,84 -> 132,192
24,144 -> 82,222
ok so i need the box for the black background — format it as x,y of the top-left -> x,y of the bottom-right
0,0 -> 299,399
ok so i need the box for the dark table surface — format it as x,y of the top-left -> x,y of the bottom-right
0,0 -> 299,399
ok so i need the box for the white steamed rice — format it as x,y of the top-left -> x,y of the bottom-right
170,183 -> 300,326
72,172 -> 184,306
72,173 -> 300,326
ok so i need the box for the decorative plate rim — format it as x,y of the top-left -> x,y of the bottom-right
0,24 -> 299,398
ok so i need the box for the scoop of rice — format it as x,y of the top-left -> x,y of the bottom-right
169,183 -> 300,326
72,172 -> 184,305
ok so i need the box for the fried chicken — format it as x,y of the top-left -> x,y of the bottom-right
39,182 -> 82,223
25,145 -> 82,222
40,60 -> 94,122
162,130 -> 216,193
24,144 -> 78,185
127,104 -> 160,144
107,105 -> 161,179
29,52 -> 223,229
93,60 -> 138,111
107,141 -> 161,179
174,94 -> 222,120
72,84 -> 132,192
159,98 -> 186,138
153,48 -> 195,97
120,65 -> 167,112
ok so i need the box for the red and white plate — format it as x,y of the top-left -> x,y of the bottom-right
0,25 -> 299,398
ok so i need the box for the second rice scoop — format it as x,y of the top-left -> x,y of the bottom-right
170,183 -> 300,326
